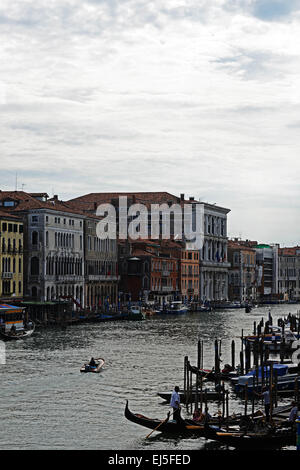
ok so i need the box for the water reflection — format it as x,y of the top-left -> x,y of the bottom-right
0,304 -> 299,449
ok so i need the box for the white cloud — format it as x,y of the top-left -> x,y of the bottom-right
0,0 -> 300,245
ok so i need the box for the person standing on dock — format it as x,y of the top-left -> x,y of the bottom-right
170,386 -> 181,423
254,387 -> 270,422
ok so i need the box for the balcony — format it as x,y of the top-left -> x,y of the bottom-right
201,260 -> 231,269
86,275 -> 120,282
1,272 -> 13,279
161,286 -> 173,292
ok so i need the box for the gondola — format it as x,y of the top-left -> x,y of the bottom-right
124,401 -> 211,435
189,364 -> 237,381
204,423 -> 296,449
0,322 -> 35,341
125,401 -> 295,440
80,357 -> 105,373
157,387 -> 225,403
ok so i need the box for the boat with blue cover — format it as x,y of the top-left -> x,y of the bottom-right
161,301 -> 188,315
233,362 -> 300,394
244,326 -> 299,351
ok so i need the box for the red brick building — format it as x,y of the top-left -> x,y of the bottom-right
119,239 -> 180,304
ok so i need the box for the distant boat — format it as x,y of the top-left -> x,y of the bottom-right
244,326 -> 298,351
0,322 -> 35,341
0,303 -> 35,341
163,302 -> 189,315
188,303 -> 213,313
127,306 -> 145,320
80,358 -> 105,373
213,301 -> 245,309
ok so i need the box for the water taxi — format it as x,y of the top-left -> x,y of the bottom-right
0,303 -> 35,340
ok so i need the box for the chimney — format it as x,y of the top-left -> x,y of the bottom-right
180,193 -> 185,201
189,196 -> 194,201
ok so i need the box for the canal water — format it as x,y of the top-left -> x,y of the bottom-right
0,304 -> 299,450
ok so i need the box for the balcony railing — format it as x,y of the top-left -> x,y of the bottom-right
1,272 -> 13,279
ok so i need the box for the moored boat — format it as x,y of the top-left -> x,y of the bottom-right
127,306 -> 145,320
163,301 -> 188,315
0,303 -> 35,340
80,357 -> 105,373
244,327 -> 298,352
157,387 -> 225,403
204,423 -> 296,449
233,362 -> 300,394
189,364 -> 238,381
0,322 -> 35,341
212,301 -> 245,310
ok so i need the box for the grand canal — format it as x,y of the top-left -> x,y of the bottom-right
0,304 -> 299,450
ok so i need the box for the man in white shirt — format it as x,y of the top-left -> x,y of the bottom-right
170,386 -> 181,423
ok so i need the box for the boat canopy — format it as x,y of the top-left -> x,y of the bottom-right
0,304 -> 24,314
245,364 -> 288,378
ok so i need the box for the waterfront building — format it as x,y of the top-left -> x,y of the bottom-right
0,210 -> 24,301
254,243 -> 279,301
67,192 -> 231,303
278,246 -> 300,301
199,202 -> 231,303
227,239 -> 257,302
0,192 -> 86,307
180,248 -> 200,302
84,214 -> 119,310
118,239 -> 180,305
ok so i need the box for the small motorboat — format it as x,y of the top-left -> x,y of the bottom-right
0,321 -> 35,341
80,357 -> 105,373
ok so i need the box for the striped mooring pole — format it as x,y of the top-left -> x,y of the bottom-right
296,418 -> 300,450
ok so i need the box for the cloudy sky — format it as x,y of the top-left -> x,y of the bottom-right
0,0 -> 300,245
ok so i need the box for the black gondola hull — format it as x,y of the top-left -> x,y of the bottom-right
124,401 -> 207,435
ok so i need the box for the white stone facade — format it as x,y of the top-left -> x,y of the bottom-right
25,209 -> 85,307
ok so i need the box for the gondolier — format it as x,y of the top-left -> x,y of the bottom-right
170,386 -> 181,423
254,387 -> 270,421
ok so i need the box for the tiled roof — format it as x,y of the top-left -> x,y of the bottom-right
67,192 -> 183,212
67,192 -> 231,215
279,247 -> 300,256
0,210 -> 22,220
0,191 -> 87,217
